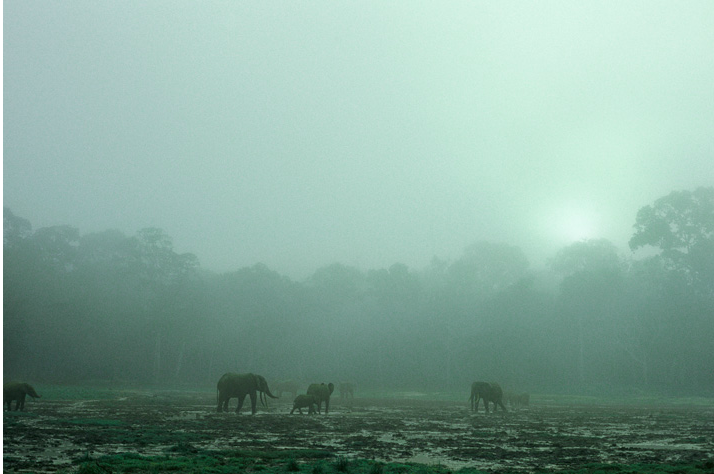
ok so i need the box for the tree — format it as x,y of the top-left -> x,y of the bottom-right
629,187 -> 714,389
629,186 -> 714,294
3,207 -> 32,249
448,241 -> 530,297
550,238 -> 622,276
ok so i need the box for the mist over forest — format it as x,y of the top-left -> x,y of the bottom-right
4,187 -> 713,396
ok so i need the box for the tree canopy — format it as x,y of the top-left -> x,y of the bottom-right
3,189 -> 713,394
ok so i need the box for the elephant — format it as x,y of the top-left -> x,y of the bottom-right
338,382 -> 355,399
469,381 -> 507,413
216,373 -> 278,414
274,380 -> 300,399
515,392 -> 530,407
4,382 -> 41,411
290,394 -> 318,414
505,391 -> 530,408
306,382 -> 335,414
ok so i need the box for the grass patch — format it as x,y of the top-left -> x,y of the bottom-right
552,462 -> 714,474
335,456 -> 350,472
34,385 -> 129,401
65,451 -> 714,474
62,418 -> 125,426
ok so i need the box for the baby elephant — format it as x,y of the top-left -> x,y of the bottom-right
4,382 -> 41,411
291,394 -> 318,414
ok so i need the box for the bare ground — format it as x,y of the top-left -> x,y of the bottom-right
4,391 -> 714,473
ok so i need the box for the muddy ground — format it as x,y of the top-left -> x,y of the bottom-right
4,391 -> 714,473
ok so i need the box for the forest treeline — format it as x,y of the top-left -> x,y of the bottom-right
3,187 -> 713,395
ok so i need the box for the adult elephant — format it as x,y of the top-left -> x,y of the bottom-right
338,382 -> 355,399
4,382 -> 41,411
307,382 -> 335,414
469,381 -> 507,413
217,373 -> 278,414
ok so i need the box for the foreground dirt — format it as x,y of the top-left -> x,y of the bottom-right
4,392 -> 714,473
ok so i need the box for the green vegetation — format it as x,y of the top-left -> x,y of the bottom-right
61,418 -> 126,426
5,187 -> 714,396
64,452 -> 714,474
553,462 -> 714,474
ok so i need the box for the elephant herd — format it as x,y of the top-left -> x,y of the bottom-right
469,381 -> 530,413
215,374 -> 528,416
216,373 -> 345,415
4,377 -> 528,416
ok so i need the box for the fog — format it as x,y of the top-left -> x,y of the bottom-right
3,2 -> 714,395
5,1 -> 713,279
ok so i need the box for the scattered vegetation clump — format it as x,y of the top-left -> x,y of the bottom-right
221,449 -> 333,461
62,418 -> 125,426
53,452 -> 714,474
167,440 -> 200,454
335,456 -> 350,472
368,462 -> 384,474
550,462 -> 714,474
75,461 -> 111,474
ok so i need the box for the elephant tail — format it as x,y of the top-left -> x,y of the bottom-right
263,384 -> 279,400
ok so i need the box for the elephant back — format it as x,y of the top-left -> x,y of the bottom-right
307,383 -> 334,400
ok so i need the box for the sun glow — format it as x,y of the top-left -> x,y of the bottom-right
559,213 -> 596,242
543,203 -> 599,244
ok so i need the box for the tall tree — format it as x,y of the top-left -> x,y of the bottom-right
629,186 -> 714,294
629,187 -> 714,389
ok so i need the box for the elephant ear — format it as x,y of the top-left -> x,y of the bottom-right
328,383 -> 335,395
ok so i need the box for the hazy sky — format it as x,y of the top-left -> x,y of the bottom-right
4,1 -> 714,279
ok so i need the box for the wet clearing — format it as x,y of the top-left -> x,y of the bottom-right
4,391 -> 714,473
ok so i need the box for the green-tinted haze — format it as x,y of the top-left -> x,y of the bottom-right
4,1 -> 713,278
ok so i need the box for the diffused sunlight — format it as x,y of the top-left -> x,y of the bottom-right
541,203 -> 600,244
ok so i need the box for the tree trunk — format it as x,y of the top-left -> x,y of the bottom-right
174,341 -> 186,380
154,331 -> 162,383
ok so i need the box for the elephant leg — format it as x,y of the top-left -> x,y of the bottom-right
219,396 -> 229,412
236,394 -> 248,414
249,392 -> 258,415
325,399 -> 330,414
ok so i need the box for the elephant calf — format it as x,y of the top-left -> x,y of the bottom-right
4,382 -> 41,411
290,394 -> 318,414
